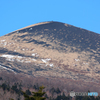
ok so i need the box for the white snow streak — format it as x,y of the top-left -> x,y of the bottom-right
0,65 -> 16,74
41,58 -> 51,63
75,59 -> 80,61
1,54 -> 15,58
1,40 -> 6,42
1,54 -> 37,63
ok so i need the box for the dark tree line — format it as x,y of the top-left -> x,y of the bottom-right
0,82 -> 100,100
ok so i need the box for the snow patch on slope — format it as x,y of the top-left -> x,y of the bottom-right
32,53 -> 37,56
0,54 -> 36,63
0,64 -> 16,74
41,58 -> 51,63
1,54 -> 16,58
41,58 -> 53,67
1,40 -> 6,42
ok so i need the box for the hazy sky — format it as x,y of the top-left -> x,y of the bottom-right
0,0 -> 100,36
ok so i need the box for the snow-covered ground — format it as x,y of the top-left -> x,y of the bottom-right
0,39 -> 15,47
0,54 -> 36,63
32,53 -> 39,57
75,59 -> 80,61
29,28 -> 32,30
83,62 -> 88,65
41,58 -> 53,67
41,58 -> 51,63
1,54 -> 16,58
49,64 -> 54,67
32,53 -> 37,56
0,54 -> 53,67
46,63 -> 54,67
1,40 -> 6,42
32,59 -> 37,61
0,64 -> 16,74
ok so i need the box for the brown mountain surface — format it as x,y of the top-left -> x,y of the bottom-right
0,21 -> 100,93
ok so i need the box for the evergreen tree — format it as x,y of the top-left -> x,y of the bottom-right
0,77 -> 3,80
22,85 -> 46,100
9,98 -> 14,100
44,94 -> 49,99
11,84 -> 19,93
25,89 -> 31,95
1,83 -> 8,91
56,88 -> 61,94
33,83 -> 39,90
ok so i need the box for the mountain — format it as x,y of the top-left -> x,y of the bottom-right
0,21 -> 100,94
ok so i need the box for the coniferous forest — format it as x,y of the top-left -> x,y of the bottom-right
0,81 -> 100,100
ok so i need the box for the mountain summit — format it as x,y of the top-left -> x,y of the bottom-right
0,21 -> 100,92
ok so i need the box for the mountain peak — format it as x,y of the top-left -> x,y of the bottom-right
0,21 -> 100,93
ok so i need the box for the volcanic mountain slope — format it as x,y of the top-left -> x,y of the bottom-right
0,21 -> 100,92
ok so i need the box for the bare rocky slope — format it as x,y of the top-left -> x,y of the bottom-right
0,21 -> 100,94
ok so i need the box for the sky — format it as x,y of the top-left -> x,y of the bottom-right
0,0 -> 100,36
